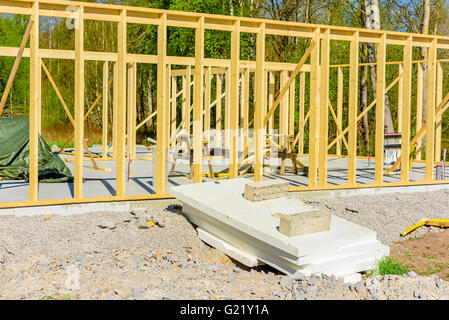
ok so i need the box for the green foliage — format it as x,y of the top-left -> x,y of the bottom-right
368,257 -> 410,276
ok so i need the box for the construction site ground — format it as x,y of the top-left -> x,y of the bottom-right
1,189 -> 449,300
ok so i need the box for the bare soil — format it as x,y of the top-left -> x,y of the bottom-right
390,229 -> 449,281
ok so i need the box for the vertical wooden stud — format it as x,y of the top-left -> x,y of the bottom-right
398,64 -> 403,133
116,9 -> 127,196
204,66 -> 211,142
347,31 -> 359,186
400,36 -> 412,183
436,61 -> 443,162
156,13 -> 168,194
318,28 -> 330,187
425,38 -> 437,181
229,20 -> 240,178
193,16 -> 205,183
336,67 -> 343,155
375,34 -> 386,184
215,72 -> 222,147
74,5 -> 85,199
102,61 -> 109,159
298,71 -> 305,154
29,2 -> 39,201
308,28 -> 321,187
185,66 -> 192,133
112,62 -> 118,160
416,62 -> 423,160
254,23 -> 266,182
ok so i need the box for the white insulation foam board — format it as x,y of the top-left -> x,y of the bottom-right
170,178 -> 389,277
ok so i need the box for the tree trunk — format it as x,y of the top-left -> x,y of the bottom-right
364,0 -> 395,133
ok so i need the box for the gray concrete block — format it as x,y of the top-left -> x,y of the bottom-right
279,210 -> 331,237
243,180 -> 289,202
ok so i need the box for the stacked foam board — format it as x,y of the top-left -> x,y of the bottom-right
170,178 -> 389,278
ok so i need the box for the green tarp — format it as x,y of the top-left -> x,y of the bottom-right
0,118 -> 73,182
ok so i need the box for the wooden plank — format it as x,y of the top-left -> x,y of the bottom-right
336,66 -> 343,155
268,71 -> 275,134
0,19 -> 34,116
215,71 -> 222,147
347,31 -> 359,186
156,13 -> 169,194
308,29 -> 320,187
318,28 -> 330,186
74,5 -> 85,199
204,66 -> 211,142
279,70 -> 288,151
115,9 -> 127,197
185,66 -> 192,133
29,3 -> 39,202
397,64 -> 403,132
425,38 -> 437,181
289,71 -> 295,145
170,69 -> 177,141
298,71 -> 305,154
416,62 -> 423,160
112,62 -> 118,159
375,34 -> 386,184
102,61 -> 109,159
193,16 -> 205,183
224,67 -> 231,150
229,20 -> 240,179
400,36 -> 412,183
436,61 -> 443,162
254,22 -> 266,182
243,67 -> 250,150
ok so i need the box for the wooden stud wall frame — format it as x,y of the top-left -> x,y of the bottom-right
0,0 -> 449,208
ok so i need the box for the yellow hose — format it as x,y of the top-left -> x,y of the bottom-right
400,219 -> 449,237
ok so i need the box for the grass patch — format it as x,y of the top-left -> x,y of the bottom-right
368,257 -> 410,276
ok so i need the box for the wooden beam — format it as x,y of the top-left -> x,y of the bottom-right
29,4 -> 39,202
112,62 -> 118,159
229,20 -> 240,179
336,67 -> 343,155
400,36 -> 412,183
102,61 -> 109,159
318,29 -> 330,186
416,62 -> 423,160
347,31 -> 359,186
193,16 -> 205,183
254,22 -> 266,182
397,63 -> 403,132
0,19 -> 34,116
216,71 -> 222,147
436,61 -> 443,162
115,9 -> 127,197
425,38 -> 437,181
156,13 -> 169,194
308,29 -> 320,187
243,67 -> 250,150
74,5 -> 85,199
375,34 -> 386,184
298,71 -> 305,154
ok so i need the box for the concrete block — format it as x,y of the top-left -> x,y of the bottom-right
279,210 -> 331,237
243,180 -> 289,202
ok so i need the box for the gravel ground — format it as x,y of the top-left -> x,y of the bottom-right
0,191 -> 449,300
303,189 -> 449,244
